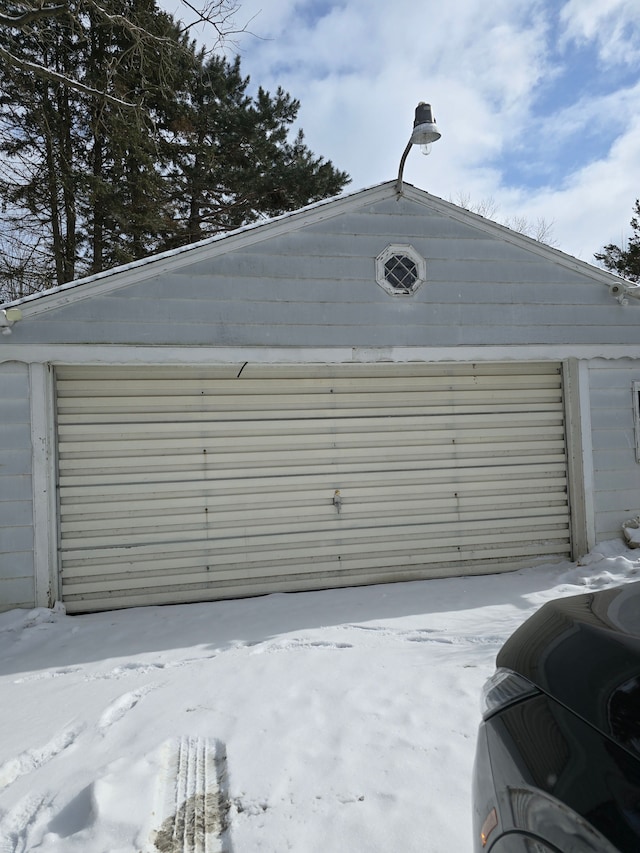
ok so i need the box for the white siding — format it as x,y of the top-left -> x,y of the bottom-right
5,191 -> 632,351
589,358 -> 640,541
0,362 -> 34,610
56,362 -> 570,612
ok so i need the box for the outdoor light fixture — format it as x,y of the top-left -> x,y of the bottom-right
609,281 -> 640,305
0,307 -> 22,335
396,102 -> 441,195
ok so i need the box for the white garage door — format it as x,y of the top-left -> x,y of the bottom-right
55,363 -> 571,612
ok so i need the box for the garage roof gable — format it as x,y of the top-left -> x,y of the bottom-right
1,181 -> 636,350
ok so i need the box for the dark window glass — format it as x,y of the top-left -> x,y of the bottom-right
384,255 -> 418,292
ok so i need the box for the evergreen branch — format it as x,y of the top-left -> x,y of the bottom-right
0,3 -> 67,28
0,45 -> 136,107
82,4 -> 176,46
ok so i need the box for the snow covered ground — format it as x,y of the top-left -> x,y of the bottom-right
1,541 -> 639,853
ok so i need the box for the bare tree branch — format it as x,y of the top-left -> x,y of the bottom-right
0,1 -> 248,107
0,44 -> 137,107
451,192 -> 558,247
0,4 -> 67,28
450,191 -> 499,220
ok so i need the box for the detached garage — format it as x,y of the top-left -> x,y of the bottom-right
1,181 -> 638,612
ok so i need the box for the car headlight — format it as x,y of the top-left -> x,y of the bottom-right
481,667 -> 540,719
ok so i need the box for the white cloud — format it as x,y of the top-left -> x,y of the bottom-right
162,0 -> 640,261
484,111 -> 640,262
559,0 -> 640,66
230,1 -> 552,185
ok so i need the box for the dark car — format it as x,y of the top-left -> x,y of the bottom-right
472,581 -> 640,852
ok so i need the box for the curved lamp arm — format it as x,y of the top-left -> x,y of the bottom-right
395,141 -> 414,195
396,102 -> 441,196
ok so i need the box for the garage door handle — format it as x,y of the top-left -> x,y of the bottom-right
333,490 -> 342,514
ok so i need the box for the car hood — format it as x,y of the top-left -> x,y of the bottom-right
497,582 -> 640,761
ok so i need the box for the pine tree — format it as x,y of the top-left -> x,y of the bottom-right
0,2 -> 350,298
160,54 -> 349,249
595,200 -> 640,282
80,0 -> 189,272
0,4 -> 83,288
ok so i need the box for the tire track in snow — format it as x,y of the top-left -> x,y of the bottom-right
150,736 -> 227,853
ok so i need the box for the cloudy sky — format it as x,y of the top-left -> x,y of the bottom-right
177,0 -> 640,262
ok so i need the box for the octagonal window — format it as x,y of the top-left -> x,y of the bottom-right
376,244 -> 426,295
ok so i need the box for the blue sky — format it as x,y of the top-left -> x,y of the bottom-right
173,0 -> 640,261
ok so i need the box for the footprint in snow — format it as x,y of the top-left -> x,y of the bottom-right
13,666 -> 83,684
250,639 -> 353,654
0,793 -> 51,853
405,632 -> 505,646
0,724 -> 83,790
97,684 -> 156,734
106,661 -> 166,678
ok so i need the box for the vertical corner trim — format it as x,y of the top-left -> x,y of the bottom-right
30,363 -> 58,608
563,359 -> 596,558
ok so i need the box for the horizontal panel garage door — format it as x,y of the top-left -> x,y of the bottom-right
55,363 -> 571,612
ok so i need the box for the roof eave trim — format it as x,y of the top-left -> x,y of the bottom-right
4,181 -> 396,315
